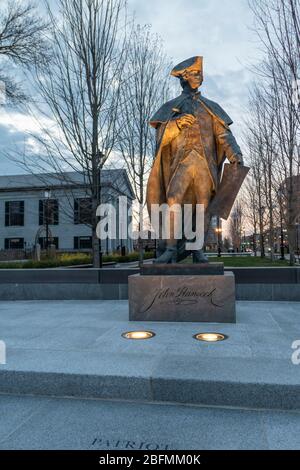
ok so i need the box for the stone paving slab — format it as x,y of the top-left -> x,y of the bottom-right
0,394 -> 299,450
0,301 -> 299,409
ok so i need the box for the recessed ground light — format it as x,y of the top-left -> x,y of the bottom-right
193,332 -> 228,342
121,331 -> 155,340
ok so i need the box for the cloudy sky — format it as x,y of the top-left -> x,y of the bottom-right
0,0 -> 260,175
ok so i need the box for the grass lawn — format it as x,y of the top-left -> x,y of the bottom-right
182,255 -> 295,267
204,256 -> 293,267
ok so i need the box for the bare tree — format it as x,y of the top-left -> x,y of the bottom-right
13,0 -> 129,267
117,24 -> 172,263
271,62 -> 300,265
250,0 -> 300,125
0,0 -> 49,103
250,83 -> 279,259
248,0 -> 300,265
244,87 -> 270,258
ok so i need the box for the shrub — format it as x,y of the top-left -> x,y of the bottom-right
0,251 -> 154,268
102,251 -> 154,263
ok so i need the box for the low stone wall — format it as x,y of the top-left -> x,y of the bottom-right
0,266 -> 300,284
0,282 -> 299,301
0,267 -> 299,301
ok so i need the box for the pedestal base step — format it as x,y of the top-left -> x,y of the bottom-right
129,272 -> 236,323
141,262 -> 224,276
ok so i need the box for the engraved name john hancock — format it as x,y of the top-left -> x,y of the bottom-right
140,286 -> 224,313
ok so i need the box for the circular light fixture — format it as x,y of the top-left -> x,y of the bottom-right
121,331 -> 155,340
193,332 -> 228,342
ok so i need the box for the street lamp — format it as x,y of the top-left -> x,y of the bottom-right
215,218 -> 222,257
276,192 -> 285,261
252,232 -> 257,255
44,189 -> 51,251
296,224 -> 300,262
280,220 -> 285,260
260,206 -> 266,258
242,226 -> 246,252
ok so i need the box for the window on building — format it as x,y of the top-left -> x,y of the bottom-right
5,238 -> 24,249
38,237 -> 59,249
39,199 -> 59,225
74,198 -> 92,225
5,201 -> 24,226
74,236 -> 92,249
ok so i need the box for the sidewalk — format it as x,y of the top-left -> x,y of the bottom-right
0,299 -> 299,450
0,300 -> 299,408
0,394 -> 300,450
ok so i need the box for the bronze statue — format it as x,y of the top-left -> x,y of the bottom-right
147,56 -> 249,263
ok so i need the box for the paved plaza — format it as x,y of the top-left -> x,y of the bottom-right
0,300 -> 299,449
1,394 -> 300,450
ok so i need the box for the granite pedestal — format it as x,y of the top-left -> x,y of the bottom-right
129,264 -> 236,323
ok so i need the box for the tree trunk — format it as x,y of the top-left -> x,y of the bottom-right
288,158 -> 296,266
139,181 -> 144,267
287,225 -> 296,266
92,227 -> 100,268
92,182 -> 101,268
259,208 -> 265,258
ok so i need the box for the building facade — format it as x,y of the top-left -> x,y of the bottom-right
0,170 -> 135,254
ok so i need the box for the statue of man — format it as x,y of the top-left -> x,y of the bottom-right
147,56 -> 244,263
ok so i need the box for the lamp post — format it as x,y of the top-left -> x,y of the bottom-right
260,206 -> 266,258
273,202 -> 285,260
44,189 -> 51,252
277,191 -> 285,261
242,226 -> 246,252
215,218 -> 222,257
252,232 -> 257,256
280,219 -> 285,260
278,202 -> 285,261
296,224 -> 299,263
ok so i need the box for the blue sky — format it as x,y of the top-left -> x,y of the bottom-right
0,0 -> 259,175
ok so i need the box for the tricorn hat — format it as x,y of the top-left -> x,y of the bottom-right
171,56 -> 203,78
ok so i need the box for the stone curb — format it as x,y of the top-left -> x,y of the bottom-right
0,369 -> 299,411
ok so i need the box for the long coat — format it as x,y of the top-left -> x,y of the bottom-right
146,90 -> 241,215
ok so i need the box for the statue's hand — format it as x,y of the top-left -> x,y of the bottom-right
176,114 -> 196,130
231,154 -> 244,165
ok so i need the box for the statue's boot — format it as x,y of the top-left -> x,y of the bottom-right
192,249 -> 209,264
154,247 -> 177,264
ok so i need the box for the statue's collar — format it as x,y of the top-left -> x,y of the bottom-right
182,89 -> 201,98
